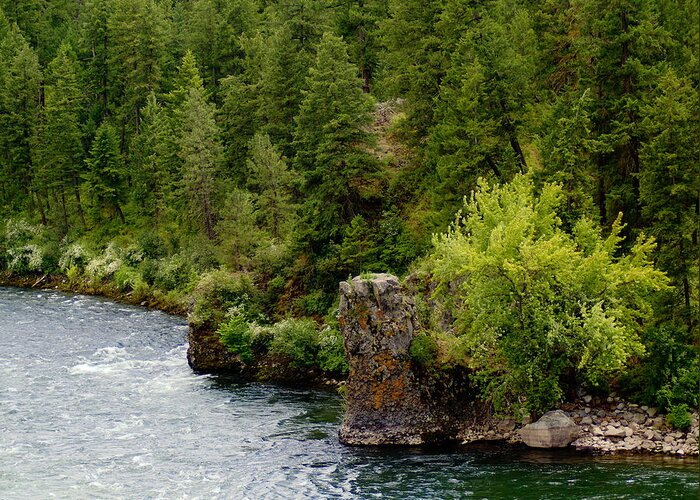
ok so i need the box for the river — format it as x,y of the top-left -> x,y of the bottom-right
0,286 -> 697,499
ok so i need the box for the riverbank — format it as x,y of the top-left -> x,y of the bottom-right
2,272 -> 698,458
0,271 -> 343,391
0,272 -> 188,315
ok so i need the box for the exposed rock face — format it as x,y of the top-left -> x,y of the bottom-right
187,323 -> 242,375
338,274 -> 459,445
520,410 -> 579,448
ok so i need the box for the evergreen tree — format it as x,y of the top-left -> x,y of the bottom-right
294,33 -> 376,254
108,0 -> 168,140
0,27 -> 41,213
381,0 -> 445,142
429,0 -> 538,210
36,41 -> 87,230
184,0 -> 259,92
78,0 -> 112,122
336,0 -> 389,92
246,133 -> 297,239
639,69 -> 699,329
85,123 -> 126,222
177,86 -> 223,239
130,93 -> 172,220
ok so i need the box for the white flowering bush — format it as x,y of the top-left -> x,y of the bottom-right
5,219 -> 40,247
3,219 -> 45,273
58,243 -> 93,273
7,244 -> 44,273
85,243 -> 123,282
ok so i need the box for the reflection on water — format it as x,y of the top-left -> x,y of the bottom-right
0,287 -> 697,499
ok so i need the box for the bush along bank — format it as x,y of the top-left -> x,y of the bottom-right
0,219 -> 348,388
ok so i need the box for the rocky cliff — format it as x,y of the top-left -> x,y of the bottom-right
338,274 -> 471,445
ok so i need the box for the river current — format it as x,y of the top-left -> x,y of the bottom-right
0,286 -> 697,499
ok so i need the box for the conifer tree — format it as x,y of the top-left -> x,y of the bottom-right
639,70 -> 699,329
0,27 -> 41,213
108,0 -> 168,139
430,0 -> 538,208
177,86 -> 223,240
336,0 -> 389,92
130,93 -> 172,220
37,41 -> 87,229
85,123 -> 126,222
246,133 -> 297,239
294,32 -> 376,253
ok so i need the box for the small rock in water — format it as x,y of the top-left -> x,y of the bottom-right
583,395 -> 592,404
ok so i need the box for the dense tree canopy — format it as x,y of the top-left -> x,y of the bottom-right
0,0 -> 696,415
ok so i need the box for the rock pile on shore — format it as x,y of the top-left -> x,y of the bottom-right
566,397 -> 698,456
459,395 -> 699,456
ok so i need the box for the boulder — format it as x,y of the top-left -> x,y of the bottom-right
520,410 -> 579,448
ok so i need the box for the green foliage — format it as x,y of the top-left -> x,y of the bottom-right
666,404 -> 693,431
409,334 -> 438,368
190,270 -> 261,327
422,173 -> 669,415
218,310 -> 254,363
84,122 -> 126,223
268,318 -> 319,369
317,327 -> 348,374
113,264 -> 142,292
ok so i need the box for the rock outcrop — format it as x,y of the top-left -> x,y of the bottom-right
520,410 -> 579,448
338,274 -> 465,445
187,323 -> 241,375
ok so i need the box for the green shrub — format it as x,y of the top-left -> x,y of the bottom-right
250,324 -> 275,354
409,334 -> 439,367
666,404 -> 693,430
421,173 -> 669,415
58,243 -> 93,273
269,318 -> 319,368
218,311 -> 254,363
295,289 -> 334,316
154,254 -> 194,291
113,265 -> 142,292
7,244 -> 44,274
85,243 -> 123,283
317,327 -> 348,374
190,270 -> 263,327
137,232 -> 167,259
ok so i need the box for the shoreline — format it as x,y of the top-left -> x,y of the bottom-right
0,272 -> 188,316
2,272 -> 698,458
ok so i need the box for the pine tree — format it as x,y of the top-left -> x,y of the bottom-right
177,86 -> 223,239
381,0 -> 445,142
336,0 -> 389,92
0,27 -> 41,213
78,0 -> 112,122
639,69 -> 699,330
293,32 -> 376,254
36,41 -> 87,230
429,0 -> 538,214
85,122 -> 126,222
184,0 -> 259,92
108,0 -> 168,139
130,93 -> 172,220
246,133 -> 297,239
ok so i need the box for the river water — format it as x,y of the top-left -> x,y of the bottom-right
0,287 -> 697,499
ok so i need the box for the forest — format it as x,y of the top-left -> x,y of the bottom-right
0,0 -> 697,419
